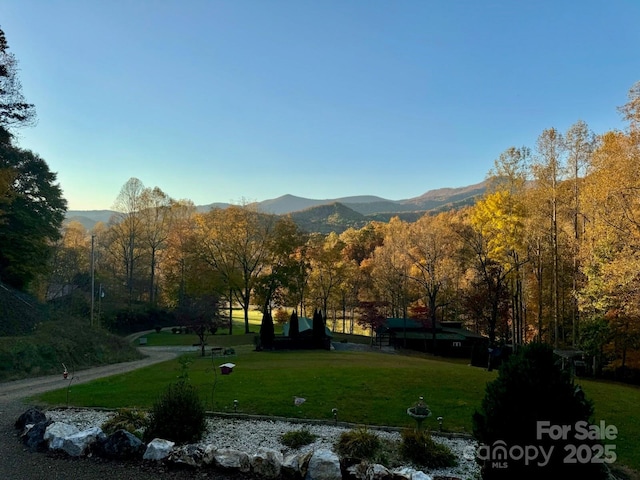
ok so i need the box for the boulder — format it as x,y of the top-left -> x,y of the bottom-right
143,438 -> 175,461
58,427 -> 105,456
305,449 -> 342,480
44,422 -> 80,451
390,468 -> 432,480
21,419 -> 53,452
214,447 -> 251,472
282,453 -> 303,480
98,429 -> 144,459
251,447 -> 284,478
168,444 -> 216,468
365,464 -> 393,480
15,407 -> 47,430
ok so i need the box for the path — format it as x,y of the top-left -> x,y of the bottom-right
0,345 -> 232,480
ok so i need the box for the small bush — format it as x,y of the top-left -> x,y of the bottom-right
400,429 -> 456,469
143,379 -> 207,444
280,428 -> 317,449
101,408 -> 148,437
335,427 -> 381,462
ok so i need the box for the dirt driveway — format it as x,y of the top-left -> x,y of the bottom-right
0,346 -> 235,480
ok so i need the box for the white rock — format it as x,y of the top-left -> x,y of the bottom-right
59,427 -> 104,457
143,438 -> 175,461
251,447 -> 284,478
214,447 -> 251,472
44,422 -> 80,451
306,448 -> 342,480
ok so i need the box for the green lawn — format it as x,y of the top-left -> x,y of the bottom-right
33,346 -> 640,473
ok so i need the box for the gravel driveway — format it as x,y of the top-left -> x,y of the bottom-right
0,346 -> 252,479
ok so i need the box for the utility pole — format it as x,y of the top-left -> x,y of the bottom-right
91,234 -> 95,327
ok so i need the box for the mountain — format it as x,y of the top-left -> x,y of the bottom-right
65,181 -> 487,232
289,202 -> 367,234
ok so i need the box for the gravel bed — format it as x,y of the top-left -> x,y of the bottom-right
45,408 -> 480,479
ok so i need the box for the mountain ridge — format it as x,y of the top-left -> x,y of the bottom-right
65,181 -> 487,232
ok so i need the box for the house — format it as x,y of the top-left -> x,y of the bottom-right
376,318 -> 488,357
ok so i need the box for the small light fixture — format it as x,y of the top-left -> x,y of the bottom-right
332,408 -> 338,424
233,399 -> 238,412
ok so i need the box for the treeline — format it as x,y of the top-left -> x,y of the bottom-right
1,20 -> 638,380
45,82 -> 640,381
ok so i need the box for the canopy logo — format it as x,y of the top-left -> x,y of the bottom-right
466,420 -> 617,469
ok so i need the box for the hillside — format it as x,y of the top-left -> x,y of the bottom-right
289,202 -> 368,234
65,181 -> 487,233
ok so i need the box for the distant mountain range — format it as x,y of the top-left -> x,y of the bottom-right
65,181 -> 487,233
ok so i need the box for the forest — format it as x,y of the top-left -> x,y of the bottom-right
33,81 -> 640,382
1,23 -> 639,382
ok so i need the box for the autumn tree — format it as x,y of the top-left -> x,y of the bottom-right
531,127 -> 566,347
579,95 -> 640,372
253,216 -> 307,313
109,177 -> 146,306
194,205 -> 276,333
405,212 -> 460,353
306,232 -> 347,319
139,186 -> 173,305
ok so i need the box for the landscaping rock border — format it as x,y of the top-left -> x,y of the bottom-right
16,407 -> 480,480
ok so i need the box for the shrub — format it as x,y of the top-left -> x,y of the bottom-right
143,379 -> 207,444
101,408 -> 148,437
280,428 -> 317,449
472,342 -> 607,480
400,429 -> 456,468
335,427 -> 381,462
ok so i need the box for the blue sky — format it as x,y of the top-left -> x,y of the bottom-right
1,1 -> 639,210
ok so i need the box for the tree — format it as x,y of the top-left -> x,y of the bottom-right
356,300 -> 387,343
254,216 -> 307,313
532,127 -> 566,347
307,232 -> 347,318
110,177 -> 145,306
473,343 -> 605,480
139,186 -> 173,305
176,294 -> 221,357
259,311 -> 275,349
0,27 -> 36,130
0,139 -> 66,291
194,205 -> 276,333
405,212 -> 460,353
288,310 -> 300,338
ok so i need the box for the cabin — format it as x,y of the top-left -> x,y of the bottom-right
376,318 -> 488,357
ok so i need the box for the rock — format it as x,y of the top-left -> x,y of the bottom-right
21,419 -> 53,452
98,429 -> 144,459
168,444 -> 215,468
251,447 -> 283,478
411,472 -> 432,480
391,467 -> 417,480
143,438 -> 175,461
214,447 -> 251,472
305,449 -> 342,480
44,422 -> 80,451
15,407 -> 47,430
390,469 -> 434,480
282,453 -> 302,480
58,427 -> 105,456
366,464 -> 393,480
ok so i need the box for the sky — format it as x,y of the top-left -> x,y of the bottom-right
1,1 -> 639,211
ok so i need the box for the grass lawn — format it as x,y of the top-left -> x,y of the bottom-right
33,343 -> 640,474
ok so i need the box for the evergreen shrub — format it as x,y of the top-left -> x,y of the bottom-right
472,342 -> 608,479
143,379 -> 207,444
